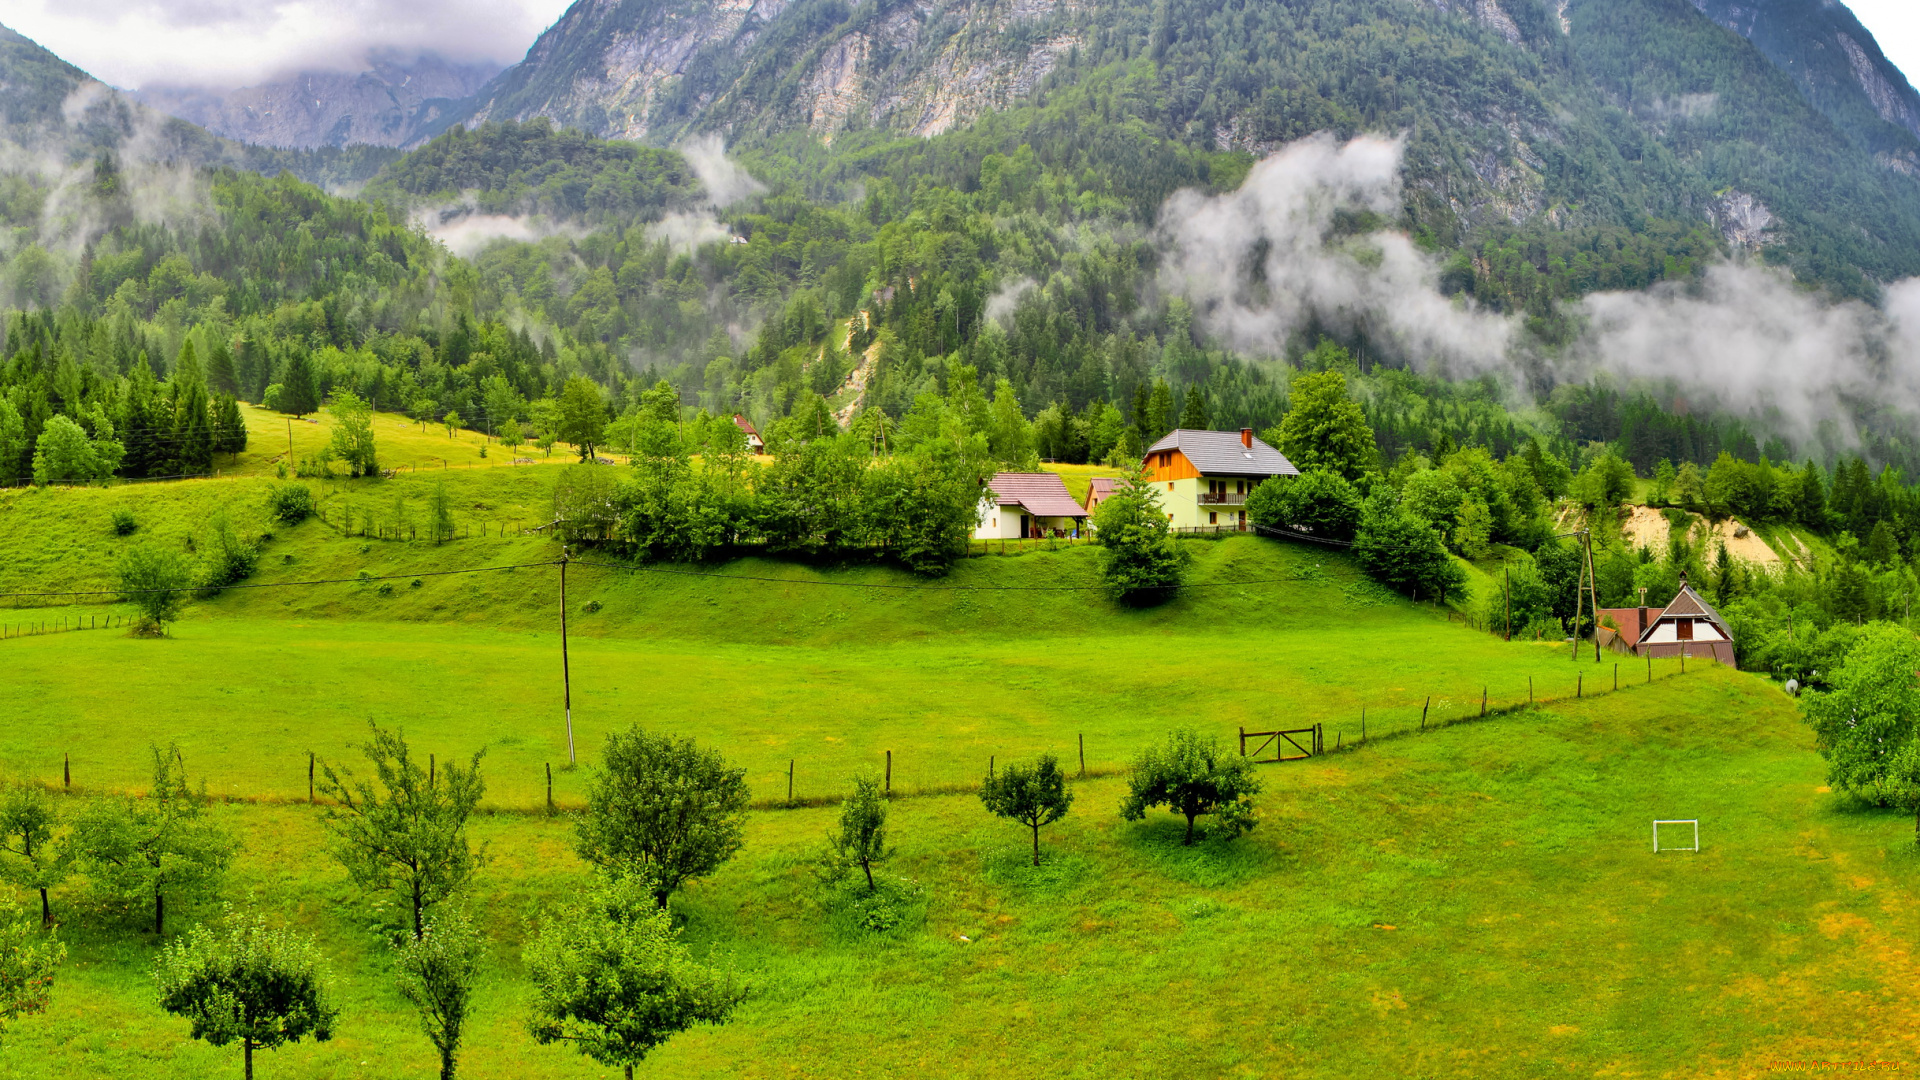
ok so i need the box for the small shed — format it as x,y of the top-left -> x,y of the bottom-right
974,473 -> 1090,540
1596,573 -> 1736,668
1084,477 -> 1120,516
732,414 -> 766,455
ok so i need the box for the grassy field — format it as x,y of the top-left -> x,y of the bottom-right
1,669 -> 1909,1079
0,464 -> 1900,1077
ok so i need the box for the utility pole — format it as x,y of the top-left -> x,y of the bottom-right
1586,529 -> 1602,662
560,550 -> 575,765
1504,564 -> 1512,642
287,418 -> 293,459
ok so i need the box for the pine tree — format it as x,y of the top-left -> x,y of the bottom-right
1177,385 -> 1211,430
206,337 -> 239,397
279,349 -> 320,417
170,343 -> 213,475
1146,379 -> 1175,441
119,355 -> 160,478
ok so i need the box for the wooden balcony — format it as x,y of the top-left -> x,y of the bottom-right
1197,492 -> 1249,505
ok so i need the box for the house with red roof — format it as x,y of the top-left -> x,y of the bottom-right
1084,477 -> 1121,516
974,473 -> 1090,539
1596,574 -> 1737,668
732,414 -> 766,455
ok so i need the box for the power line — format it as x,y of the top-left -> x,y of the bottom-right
566,555 -> 1345,593
0,559 -> 561,600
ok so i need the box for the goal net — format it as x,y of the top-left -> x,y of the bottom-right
1652,819 -> 1699,853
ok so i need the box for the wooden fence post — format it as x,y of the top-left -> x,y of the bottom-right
1421,697 -> 1430,730
1481,688 -> 1487,717
308,752 -> 314,804
1078,734 -> 1085,778
63,753 -> 69,790
429,754 -> 435,787
1577,674 -> 1583,699
989,755 -> 994,779
1361,708 -> 1367,741
1614,663 -> 1619,691
884,749 -> 891,795
787,759 -> 794,806
547,763 -> 554,815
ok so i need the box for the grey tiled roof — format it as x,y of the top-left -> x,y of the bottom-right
1145,429 -> 1299,477
1637,579 -> 1733,644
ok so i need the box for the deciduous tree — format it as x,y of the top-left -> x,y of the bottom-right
575,729 -> 749,907
1271,368 -> 1375,481
317,724 -> 486,941
71,746 -> 236,935
524,873 -> 743,1080
1120,729 -> 1261,845
394,907 -> 483,1080
0,899 -> 63,1042
0,783 -> 67,924
823,774 -> 893,892
116,543 -> 192,631
155,904 -> 336,1080
979,754 -> 1073,866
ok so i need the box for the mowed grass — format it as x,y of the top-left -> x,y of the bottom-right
222,403 -> 624,478
2,670 -> 1911,1079
0,468 -> 1898,1076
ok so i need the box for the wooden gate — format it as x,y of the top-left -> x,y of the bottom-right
1240,724 -> 1322,763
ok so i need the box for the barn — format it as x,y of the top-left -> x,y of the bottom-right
1596,574 -> 1737,668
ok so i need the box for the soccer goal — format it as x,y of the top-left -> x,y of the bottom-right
1653,819 -> 1699,853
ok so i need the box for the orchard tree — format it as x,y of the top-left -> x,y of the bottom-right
71,745 -> 236,934
116,543 -> 193,632
155,904 -> 336,1080
823,774 -> 893,892
525,873 -> 743,1080
1093,468 -> 1183,604
0,899 -> 63,1042
1269,365 -> 1376,481
0,783 -> 67,924
394,908 -> 484,1080
1120,730 -> 1262,845
317,723 -> 486,941
979,754 -> 1073,866
576,728 -> 749,907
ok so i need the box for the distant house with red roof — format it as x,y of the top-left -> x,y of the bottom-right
732,414 -> 766,455
1084,477 -> 1121,517
1596,574 -> 1737,668
974,473 -> 1090,539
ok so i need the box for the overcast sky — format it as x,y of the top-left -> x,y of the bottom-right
1,0 -> 577,89
2,0 -> 1919,94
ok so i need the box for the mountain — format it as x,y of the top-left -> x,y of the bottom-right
1689,0 -> 1920,167
0,22 -> 398,187
133,53 -> 503,151
428,0 -> 1920,301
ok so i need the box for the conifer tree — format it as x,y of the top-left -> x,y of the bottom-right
278,350 -> 320,418
206,338 -> 239,397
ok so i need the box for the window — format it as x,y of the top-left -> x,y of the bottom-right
1209,512 -> 1217,524
1168,482 -> 1174,491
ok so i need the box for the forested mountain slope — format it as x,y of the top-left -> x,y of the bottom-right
431,0 -> 1920,302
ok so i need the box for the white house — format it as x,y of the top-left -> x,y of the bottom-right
974,472 -> 1090,539
733,414 -> 766,455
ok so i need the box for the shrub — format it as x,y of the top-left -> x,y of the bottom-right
116,544 -> 192,631
1246,470 -> 1362,541
268,484 -> 314,525
199,517 -> 258,593
110,508 -> 137,536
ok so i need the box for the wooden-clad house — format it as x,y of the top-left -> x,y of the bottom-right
1084,477 -> 1120,516
1596,574 -> 1737,668
733,414 -> 766,455
1142,428 -> 1299,531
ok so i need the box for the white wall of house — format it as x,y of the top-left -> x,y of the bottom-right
1643,618 -> 1727,643
973,497 -> 1028,540
1160,476 -> 1260,530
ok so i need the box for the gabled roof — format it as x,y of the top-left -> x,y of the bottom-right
733,414 -> 762,439
1637,576 -> 1733,644
1145,429 -> 1299,477
986,473 -> 1088,518
1087,478 -> 1119,500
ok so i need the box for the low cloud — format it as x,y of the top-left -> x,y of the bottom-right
679,134 -> 766,209
1157,132 -> 1513,374
412,195 -> 583,257
1155,132 -> 1920,453
646,210 -> 731,255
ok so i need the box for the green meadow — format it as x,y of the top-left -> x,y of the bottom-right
0,471 -> 1908,1078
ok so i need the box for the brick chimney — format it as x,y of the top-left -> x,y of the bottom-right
1240,427 -> 1253,448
